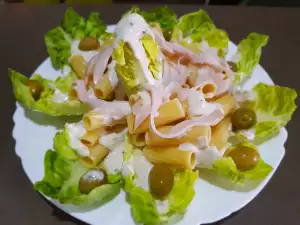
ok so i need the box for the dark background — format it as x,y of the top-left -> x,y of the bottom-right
1,3 -> 300,225
4,0 -> 300,7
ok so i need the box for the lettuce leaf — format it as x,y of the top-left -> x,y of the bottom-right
212,143 -> 273,185
212,157 -> 272,185
233,33 -> 269,83
61,7 -> 86,40
85,12 -> 107,39
9,69 -> 91,116
248,83 -> 297,143
124,170 -> 197,225
124,175 -> 161,225
53,129 -> 78,160
45,8 -> 107,69
45,27 -> 71,70
128,6 -> 177,31
123,138 -> 197,224
171,9 -> 229,56
34,150 -> 121,206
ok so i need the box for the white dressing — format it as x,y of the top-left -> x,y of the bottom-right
115,13 -> 162,86
155,200 -> 169,214
62,65 -> 71,76
71,40 -> 99,63
107,60 -> 119,89
66,122 -> 89,157
52,89 -> 69,103
124,150 -> 153,191
195,146 -> 222,168
101,129 -> 128,174
100,128 -> 128,150
187,88 -> 219,117
238,129 -> 255,141
103,146 -> 124,174
178,143 -> 199,153
133,152 -> 153,191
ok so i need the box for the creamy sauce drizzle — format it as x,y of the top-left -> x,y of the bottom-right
107,60 -> 119,89
101,129 -> 128,174
115,13 -> 161,86
52,89 -> 68,103
187,88 -> 219,117
66,122 -> 89,157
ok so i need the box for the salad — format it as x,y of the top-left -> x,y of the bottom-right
10,6 -> 297,225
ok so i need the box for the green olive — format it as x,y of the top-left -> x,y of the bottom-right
227,61 -> 237,72
149,164 -> 174,198
79,36 -> 100,51
163,28 -> 173,42
231,108 -> 257,130
25,80 -> 44,101
227,146 -> 260,171
79,168 -> 107,194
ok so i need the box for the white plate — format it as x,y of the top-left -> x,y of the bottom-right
12,25 -> 287,225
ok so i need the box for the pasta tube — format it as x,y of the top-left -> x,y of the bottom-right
144,146 -> 196,169
68,88 -> 78,101
81,129 -> 103,148
94,74 -> 114,100
70,55 -> 87,79
131,133 -> 146,147
127,98 -> 186,134
80,144 -> 109,168
214,94 -> 236,117
83,111 -> 103,131
210,117 -> 231,150
145,125 -> 211,146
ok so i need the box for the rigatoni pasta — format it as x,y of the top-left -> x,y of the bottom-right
81,129 -> 103,148
215,94 -> 236,117
79,144 -> 109,168
70,55 -> 87,79
128,98 -> 186,134
131,133 -> 146,147
210,117 -> 231,150
94,74 -> 114,100
83,111 -> 103,131
145,125 -> 211,146
144,146 -> 196,169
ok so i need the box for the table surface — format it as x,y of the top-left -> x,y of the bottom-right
1,4 -> 300,225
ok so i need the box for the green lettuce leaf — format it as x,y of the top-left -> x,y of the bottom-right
171,9 -> 229,56
53,129 -> 78,160
9,69 -> 91,116
123,139 -> 197,224
34,150 -> 121,206
248,83 -> 297,143
61,7 -> 86,40
128,6 -> 177,31
45,8 -> 107,69
45,27 -> 71,69
233,33 -> 269,83
124,175 -> 161,225
167,170 -> 198,215
123,135 -> 135,162
212,142 -> 273,185
124,170 -> 197,225
212,157 -> 272,185
85,12 -> 107,39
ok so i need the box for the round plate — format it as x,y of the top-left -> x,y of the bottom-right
12,25 -> 287,225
